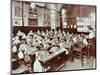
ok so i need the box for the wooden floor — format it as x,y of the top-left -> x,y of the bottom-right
60,56 -> 96,71
12,56 -> 96,74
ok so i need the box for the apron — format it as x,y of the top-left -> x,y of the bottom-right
33,59 -> 43,72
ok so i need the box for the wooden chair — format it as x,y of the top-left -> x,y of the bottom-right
71,43 -> 90,66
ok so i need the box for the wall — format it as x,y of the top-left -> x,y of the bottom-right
12,1 -> 29,26
50,4 -> 58,30
12,1 -> 22,26
37,7 -> 45,27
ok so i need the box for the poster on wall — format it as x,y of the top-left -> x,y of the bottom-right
11,0 -> 96,74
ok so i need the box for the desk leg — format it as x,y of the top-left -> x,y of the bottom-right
81,52 -> 84,67
87,45 -> 90,64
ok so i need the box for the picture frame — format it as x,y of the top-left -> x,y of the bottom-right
11,0 -> 96,74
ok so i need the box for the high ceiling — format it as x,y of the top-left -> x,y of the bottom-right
30,2 -> 96,18
63,4 -> 96,18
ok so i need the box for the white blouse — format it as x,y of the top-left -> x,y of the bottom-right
12,45 -> 17,53
89,31 -> 95,39
33,59 -> 43,72
18,50 -> 24,59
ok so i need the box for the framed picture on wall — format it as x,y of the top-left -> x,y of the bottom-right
11,0 -> 96,74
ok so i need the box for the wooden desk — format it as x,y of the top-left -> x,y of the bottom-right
73,44 -> 86,52
12,59 -> 19,70
40,50 -> 65,63
39,50 -> 66,71
72,43 -> 89,66
12,65 -> 28,74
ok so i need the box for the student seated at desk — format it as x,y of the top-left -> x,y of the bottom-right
38,50 -> 50,59
16,30 -> 23,37
88,28 -> 95,39
19,39 -> 28,54
24,52 -> 32,73
32,40 -> 40,47
12,44 -> 18,59
12,45 -> 17,53
28,30 -> 34,36
59,39 -> 69,54
13,36 -> 21,45
37,30 -> 41,35
49,45 -> 60,53
73,35 -> 78,44
24,52 -> 32,64
83,36 -> 88,45
26,35 -> 32,46
18,50 -> 24,65
42,41 -> 50,50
